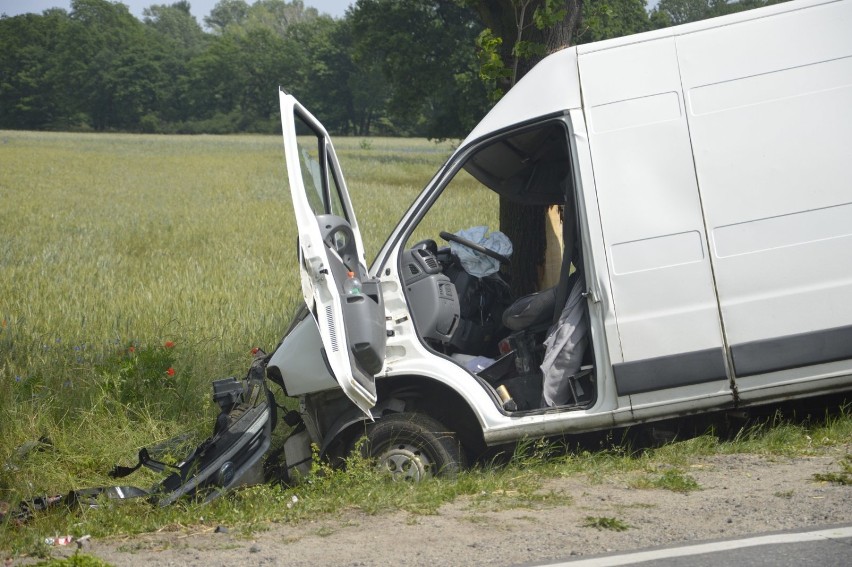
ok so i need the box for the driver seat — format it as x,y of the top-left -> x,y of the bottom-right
501,286 -> 557,332
499,284 -> 559,377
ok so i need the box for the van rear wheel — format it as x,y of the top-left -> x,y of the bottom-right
359,412 -> 465,481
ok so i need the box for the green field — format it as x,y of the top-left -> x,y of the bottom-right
0,130 -> 455,503
1,131 -> 850,558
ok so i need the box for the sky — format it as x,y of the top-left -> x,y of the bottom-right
0,1 -> 354,23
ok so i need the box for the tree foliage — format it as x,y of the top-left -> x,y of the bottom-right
0,10 -> 70,129
650,0 -> 783,26
143,1 -> 207,54
579,0 -> 654,43
466,0 -> 584,101
463,0 -> 652,294
349,0 -> 488,137
0,0 -> 781,135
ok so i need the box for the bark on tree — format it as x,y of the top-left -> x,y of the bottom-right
469,0 -> 583,296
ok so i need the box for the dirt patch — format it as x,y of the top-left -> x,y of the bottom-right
43,446 -> 852,566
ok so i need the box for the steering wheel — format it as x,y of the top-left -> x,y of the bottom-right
439,231 -> 511,266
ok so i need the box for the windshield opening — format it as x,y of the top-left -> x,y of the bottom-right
395,117 -> 596,414
463,121 -> 572,206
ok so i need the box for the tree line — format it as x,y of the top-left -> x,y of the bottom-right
0,0 -> 782,137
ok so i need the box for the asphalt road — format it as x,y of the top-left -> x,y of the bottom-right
538,525 -> 852,567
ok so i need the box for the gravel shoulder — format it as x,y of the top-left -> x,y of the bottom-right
45,445 -> 852,566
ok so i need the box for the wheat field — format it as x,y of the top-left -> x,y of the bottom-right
0,130 -> 455,495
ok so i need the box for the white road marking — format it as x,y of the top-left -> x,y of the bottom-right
548,525 -> 852,566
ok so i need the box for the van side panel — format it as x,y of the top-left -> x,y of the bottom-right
578,38 -> 730,399
678,0 -> 852,395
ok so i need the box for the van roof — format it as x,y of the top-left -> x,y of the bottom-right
461,47 -> 582,147
461,0 -> 833,146
578,0 -> 832,55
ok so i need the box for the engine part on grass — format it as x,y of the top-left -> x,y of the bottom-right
1,349 -> 293,524
109,349 -> 277,506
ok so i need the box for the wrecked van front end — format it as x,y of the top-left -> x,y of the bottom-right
268,0 -> 852,484
264,60 -> 597,479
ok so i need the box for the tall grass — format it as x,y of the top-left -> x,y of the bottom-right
0,130 -> 455,501
1,131 -> 849,557
4,403 -> 848,556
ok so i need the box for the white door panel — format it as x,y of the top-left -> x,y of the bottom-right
677,0 -> 852,384
279,91 -> 382,415
579,37 -> 729,399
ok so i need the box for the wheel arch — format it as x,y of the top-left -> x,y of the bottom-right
319,374 -> 486,462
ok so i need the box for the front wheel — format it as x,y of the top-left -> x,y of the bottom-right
359,412 -> 466,481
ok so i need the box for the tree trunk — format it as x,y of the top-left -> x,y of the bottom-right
471,0 -> 583,296
499,200 -> 547,295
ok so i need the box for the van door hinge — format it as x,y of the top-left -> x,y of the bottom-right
582,289 -> 600,303
306,257 -> 326,279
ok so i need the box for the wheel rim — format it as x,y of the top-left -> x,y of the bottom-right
375,442 -> 433,481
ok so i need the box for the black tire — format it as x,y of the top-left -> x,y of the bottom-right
359,412 -> 466,481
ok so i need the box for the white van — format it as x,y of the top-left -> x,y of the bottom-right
267,0 -> 852,480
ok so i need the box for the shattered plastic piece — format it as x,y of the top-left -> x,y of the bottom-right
44,535 -> 74,546
8,352 -> 276,524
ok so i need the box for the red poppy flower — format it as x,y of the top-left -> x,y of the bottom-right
164,341 -> 175,349
166,367 -> 175,376
128,346 -> 136,353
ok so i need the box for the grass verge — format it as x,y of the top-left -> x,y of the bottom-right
2,400 -> 849,558
1,131 -> 850,559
